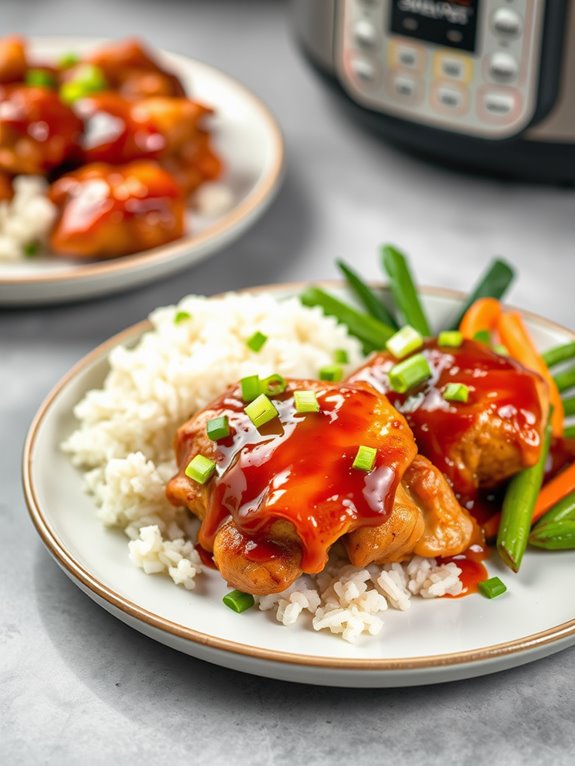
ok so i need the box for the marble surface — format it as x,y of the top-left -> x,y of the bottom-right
1,1 -> 574,763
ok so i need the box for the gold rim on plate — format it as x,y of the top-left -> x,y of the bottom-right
22,284 -> 575,672
2,44 -> 284,286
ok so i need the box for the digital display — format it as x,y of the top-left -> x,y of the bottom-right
390,0 -> 480,52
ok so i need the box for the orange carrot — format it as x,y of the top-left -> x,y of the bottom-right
497,311 -> 564,437
482,513 -> 501,540
459,297 -> 502,339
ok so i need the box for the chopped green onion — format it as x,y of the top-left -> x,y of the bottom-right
174,310 -> 191,324
473,330 -> 491,344
223,589 -> 255,613
319,364 -> 343,382
493,344 -> 509,356
336,259 -> 398,329
553,365 -> 575,394
240,375 -> 261,402
294,390 -> 320,413
261,373 -> 286,397
564,424 -> 575,439
449,258 -> 515,330
478,577 -> 507,599
438,330 -> 463,348
300,286 -> 395,354
246,330 -> 268,352
244,394 -> 278,428
386,325 -> 423,360
388,353 -> 431,394
60,64 -> 107,103
23,241 -> 38,258
185,454 -> 217,484
443,383 -> 469,403
352,445 -> 377,472
380,244 -> 431,337
206,416 -> 230,441
58,52 -> 79,69
542,341 -> 575,369
334,348 -> 349,364
25,69 -> 56,88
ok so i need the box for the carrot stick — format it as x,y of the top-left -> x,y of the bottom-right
497,311 -> 564,437
459,297 -> 502,340
482,461 -> 575,539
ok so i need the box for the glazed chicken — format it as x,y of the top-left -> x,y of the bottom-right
49,160 -> 185,258
166,379 -> 478,595
348,339 -> 549,500
0,84 -> 83,174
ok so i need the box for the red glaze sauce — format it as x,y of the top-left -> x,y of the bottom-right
441,544 -> 489,598
348,339 -> 545,499
196,381 -> 416,574
194,543 -> 217,569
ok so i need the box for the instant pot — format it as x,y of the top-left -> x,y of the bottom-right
293,1 -> 575,182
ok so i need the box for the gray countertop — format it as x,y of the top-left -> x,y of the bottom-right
2,1 -> 575,764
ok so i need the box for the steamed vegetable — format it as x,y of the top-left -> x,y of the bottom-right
449,258 -> 515,330
337,260 -> 398,328
380,245 -> 431,336
553,365 -> 575,394
532,462 -> 575,523
542,341 -> 575,368
459,297 -> 502,340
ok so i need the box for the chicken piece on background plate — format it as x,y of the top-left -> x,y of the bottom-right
166,379 -> 478,595
0,85 -> 83,174
348,338 -> 549,501
84,38 -> 186,98
75,92 -> 222,194
0,36 -> 27,84
49,160 -> 185,258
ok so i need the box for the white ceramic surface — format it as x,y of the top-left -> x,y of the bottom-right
0,38 -> 284,305
23,285 -> 575,687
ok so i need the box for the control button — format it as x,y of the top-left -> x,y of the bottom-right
492,8 -> 522,37
353,19 -> 377,47
432,83 -> 468,116
434,52 -> 473,83
481,90 -> 520,121
389,41 -> 425,71
350,57 -> 377,83
393,74 -> 417,97
489,52 -> 518,83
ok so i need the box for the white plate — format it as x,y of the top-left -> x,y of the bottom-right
0,38 -> 284,305
23,284 -> 575,687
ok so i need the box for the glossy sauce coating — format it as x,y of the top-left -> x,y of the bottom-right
349,340 -> 545,500
194,381 -> 416,573
441,544 -> 488,598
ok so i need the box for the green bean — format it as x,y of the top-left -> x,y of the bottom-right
542,341 -> 575,369
528,521 -> 575,550
336,260 -> 399,329
300,286 -> 395,353
553,365 -> 575,393
564,424 -> 575,439
497,416 -> 552,572
563,397 -> 575,417
533,491 -> 575,530
380,245 -> 431,336
449,258 -> 515,330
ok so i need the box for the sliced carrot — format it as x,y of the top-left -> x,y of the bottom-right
459,297 -> 502,340
497,311 -> 564,437
482,512 -> 501,540
532,461 -> 575,523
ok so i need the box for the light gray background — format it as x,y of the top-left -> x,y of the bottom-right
1,1 -> 574,764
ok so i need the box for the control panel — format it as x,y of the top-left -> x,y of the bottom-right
337,0 -> 546,138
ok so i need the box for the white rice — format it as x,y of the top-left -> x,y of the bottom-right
64,291 -> 465,643
0,176 -> 56,261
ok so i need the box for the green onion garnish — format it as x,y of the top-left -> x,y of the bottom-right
58,52 -> 79,69
443,383 -> 470,403
352,445 -> 377,472
386,325 -> 423,360
473,330 -> 491,344
246,331 -> 268,352
388,353 -> 431,394
25,69 -> 56,88
174,310 -> 191,324
206,416 -> 230,441
59,64 -> 107,104
294,390 -> 320,413
23,241 -> 39,258
478,577 -> 507,599
493,343 -> 509,356
319,365 -> 343,382
334,348 -> 349,364
438,330 -> 463,348
240,375 -> 261,402
185,454 -> 217,484
244,394 -> 278,428
261,373 -> 286,396
223,589 -> 255,613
